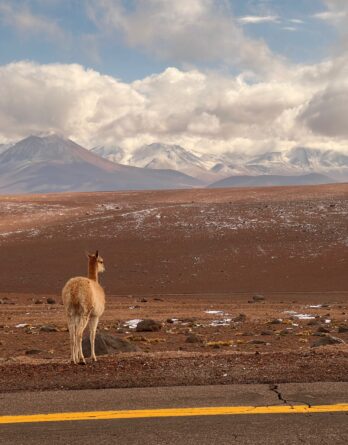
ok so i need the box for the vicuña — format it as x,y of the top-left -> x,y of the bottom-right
62,250 -> 105,364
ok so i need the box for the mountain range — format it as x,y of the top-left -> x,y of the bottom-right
0,135 -> 202,194
95,143 -> 348,181
0,134 -> 346,194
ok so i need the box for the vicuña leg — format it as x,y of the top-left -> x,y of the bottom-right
89,315 -> 99,362
76,315 -> 89,364
68,318 -> 77,364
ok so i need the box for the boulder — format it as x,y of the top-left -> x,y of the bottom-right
248,339 -> 267,345
82,333 -> 138,357
40,324 -> 59,332
46,297 -> 56,305
234,313 -> 247,322
317,326 -> 330,333
25,349 -> 42,355
311,335 -> 345,348
185,334 -> 203,344
252,294 -> 265,302
136,319 -> 162,332
338,325 -> 348,333
260,330 -> 273,336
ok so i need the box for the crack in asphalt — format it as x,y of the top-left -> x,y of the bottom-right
269,384 -> 312,409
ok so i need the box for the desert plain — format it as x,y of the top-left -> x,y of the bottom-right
0,183 -> 347,392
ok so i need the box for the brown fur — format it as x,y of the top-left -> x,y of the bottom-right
62,251 -> 105,364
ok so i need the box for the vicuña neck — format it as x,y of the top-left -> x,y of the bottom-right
88,261 -> 98,282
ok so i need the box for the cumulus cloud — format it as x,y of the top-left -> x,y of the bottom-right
298,55 -> 348,138
87,0 -> 285,76
0,62 -> 144,147
1,60 -> 347,155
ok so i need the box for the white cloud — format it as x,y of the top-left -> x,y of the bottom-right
299,56 -> 348,139
238,15 -> 279,25
313,1 -> 348,23
0,0 -> 66,42
0,60 -> 347,155
313,10 -> 346,21
282,27 -> 297,32
87,0 -> 285,76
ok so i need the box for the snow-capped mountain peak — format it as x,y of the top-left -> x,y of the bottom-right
90,145 -> 126,164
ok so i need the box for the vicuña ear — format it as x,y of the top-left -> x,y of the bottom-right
86,251 -> 93,259
95,250 -> 99,258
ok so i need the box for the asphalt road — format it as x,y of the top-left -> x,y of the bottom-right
1,383 -> 348,444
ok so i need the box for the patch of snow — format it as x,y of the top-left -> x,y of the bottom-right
210,318 -> 232,326
284,311 -> 315,320
124,319 -> 142,329
205,310 -> 224,315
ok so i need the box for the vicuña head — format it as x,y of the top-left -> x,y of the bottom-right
87,250 -> 105,279
62,250 -> 106,364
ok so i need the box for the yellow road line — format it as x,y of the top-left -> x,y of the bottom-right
1,404 -> 348,424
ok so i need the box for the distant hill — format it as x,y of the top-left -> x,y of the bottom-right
0,135 -> 202,194
208,173 -> 336,189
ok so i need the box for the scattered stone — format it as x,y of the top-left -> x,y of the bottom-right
307,319 -> 319,326
40,324 -> 59,332
154,298 -> 164,302
185,334 -> 203,344
25,349 -> 42,355
252,294 -> 265,302
140,298 -> 148,303
82,333 -> 138,357
260,330 -> 273,336
34,299 -> 43,305
0,298 -> 14,305
180,317 -> 196,323
338,325 -> 348,333
166,318 -> 175,324
234,313 -> 247,322
136,319 -> 162,332
269,319 -> 282,325
311,335 -> 345,348
317,326 -> 330,333
248,339 -> 267,345
46,297 -> 56,305
279,329 -> 289,335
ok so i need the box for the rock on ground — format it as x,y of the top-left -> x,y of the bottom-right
311,335 -> 345,348
82,333 -> 138,357
136,319 -> 162,332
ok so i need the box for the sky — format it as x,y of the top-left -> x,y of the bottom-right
0,0 -> 347,155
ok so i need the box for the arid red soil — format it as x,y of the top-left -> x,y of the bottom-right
0,184 -> 347,391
